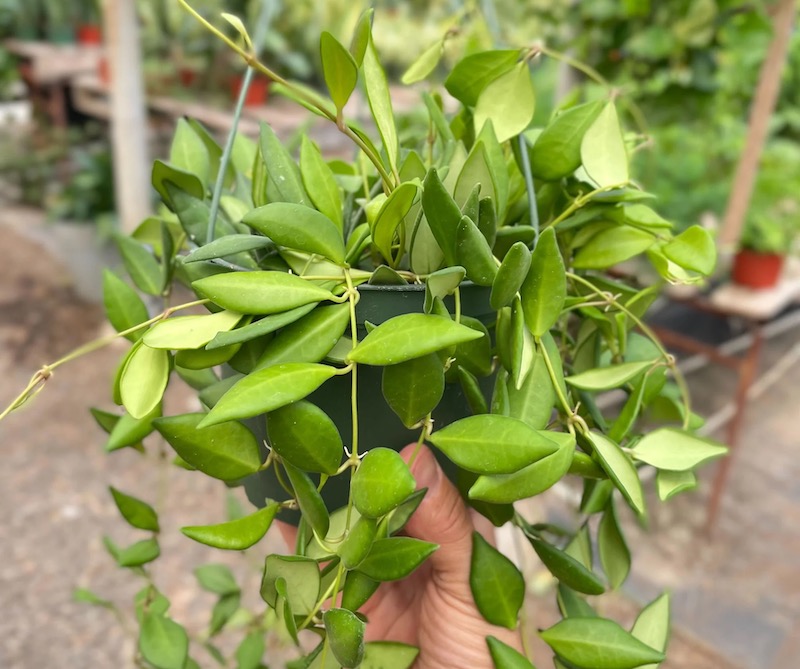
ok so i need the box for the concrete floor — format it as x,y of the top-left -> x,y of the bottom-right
1,208 -> 798,668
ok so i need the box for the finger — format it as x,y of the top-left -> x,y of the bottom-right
399,444 -> 475,588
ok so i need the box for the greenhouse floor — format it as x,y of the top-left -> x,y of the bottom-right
1,206 -> 798,669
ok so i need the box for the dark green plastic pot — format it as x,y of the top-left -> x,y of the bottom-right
243,282 -> 496,518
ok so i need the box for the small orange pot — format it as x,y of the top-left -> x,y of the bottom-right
77,24 -> 103,45
230,75 -> 269,107
731,249 -> 784,289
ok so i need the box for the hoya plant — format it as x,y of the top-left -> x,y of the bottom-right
2,4 -> 725,669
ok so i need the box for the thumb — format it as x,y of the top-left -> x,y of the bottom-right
399,444 -> 475,587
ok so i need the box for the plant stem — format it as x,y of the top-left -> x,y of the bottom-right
545,182 -> 627,230
517,134 -> 539,247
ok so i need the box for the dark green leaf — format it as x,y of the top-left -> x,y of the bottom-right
182,503 -> 279,550
184,235 -> 274,263
103,270 -> 149,341
175,342 -> 240,370
507,346 -> 555,430
208,303 -> 316,349
486,636 -> 537,669
557,583 -> 597,619
109,487 -> 159,532
353,448 -> 416,518
470,532 -> 524,629
258,123 -> 309,205
300,136 -> 343,231
585,432 -> 645,516
445,50 -> 521,106
598,500 -> 630,590
424,266 -> 465,313
530,101 -> 604,180
381,353 -> 444,428
151,160 -> 204,207
530,537 -> 605,595
105,403 -> 161,452
339,516 -> 378,569
456,215 -> 497,286
520,228 -> 565,337
139,614 -> 188,669
458,366 -> 488,415
116,235 -> 163,296
153,412 -> 261,480
324,608 -> 366,668
285,463 -> 330,537
491,242 -> 532,310
357,537 -> 437,581
267,400 -> 343,474
320,31 -> 358,112
421,168 -> 462,265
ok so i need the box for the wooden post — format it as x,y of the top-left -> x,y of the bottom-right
719,0 -> 796,250
102,0 -> 150,233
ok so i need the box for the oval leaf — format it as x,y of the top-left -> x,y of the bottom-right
357,537 -> 437,581
139,614 -> 189,669
520,228 -> 565,337
456,215 -> 497,286
324,608 -> 366,668
470,532 -> 524,629
530,537 -> 605,595
143,310 -> 241,350
580,102 -> 629,188
300,136 -> 343,231
474,62 -> 535,143
267,400 -> 343,475
382,353 -> 445,428
491,241 -> 532,310
120,343 -> 170,419
352,448 -> 416,518
573,226 -> 655,269
598,500 -> 631,590
631,428 -> 727,471
566,360 -> 655,391
586,431 -> 645,516
181,503 -> 279,550
662,225 -> 716,276
103,270 -> 149,341
486,637 -> 536,669
320,31 -> 358,113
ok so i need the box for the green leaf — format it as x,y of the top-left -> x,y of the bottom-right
530,101 -> 604,180
656,469 -> 697,501
300,136 -> 343,231
662,225 -> 716,276
182,503 -> 279,550
103,270 -> 149,341
467,431 -> 573,504
208,304 -> 316,349
509,298 -> 534,388
491,242 -> 532,310
236,631 -> 265,669
455,142 -> 495,212
520,228 -> 565,337
381,353 -> 444,428
557,583 -> 597,619
372,182 -> 418,264
424,266 -> 465,313
254,303 -> 351,370
631,593 -> 671,669
487,636 -> 537,669
195,564 -> 239,595
360,642 -> 419,669
258,123 -> 309,205
73,587 -> 114,609
507,346 -> 556,430
243,203 -> 345,264
261,555 -> 320,615
598,500 -> 631,590
431,415 -> 558,475
357,537 -> 437,581
105,403 -> 161,452
152,160 -> 204,207
566,360 -> 655,391
184,235 -> 274,263
470,532 -> 524,629
459,366 -> 488,415
421,168 -> 462,266
175,343 -> 240,370
445,49 -> 521,107
320,31 -> 358,113
585,432 -> 645,516
453,316 -> 492,377
143,310 -> 241,350
285,463 -> 330,537
457,215 -> 497,286
529,537 -> 605,595
324,608 -> 366,668
117,538 -> 160,567
210,591 -> 241,636
632,428 -> 726,471
608,379 -> 646,443
170,118 -> 210,186
198,363 -> 338,427
342,570 -> 380,611
401,39 -> 444,84
109,487 -> 159,532
540,617 -> 665,669
116,234 -> 163,296
339,516 -> 378,569
221,12 -> 252,50
267,400 -> 343,474
192,271 -> 335,315
119,343 -> 169,419
363,40 -> 398,176
474,62 -> 535,142
347,313 -> 482,365
353,448 -> 416,518
139,614 -> 189,669
153,413 -> 261,480
580,102 -> 629,188
574,226 -> 655,269
349,10 -> 372,65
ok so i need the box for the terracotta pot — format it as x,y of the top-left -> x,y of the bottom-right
77,24 -> 103,45
178,67 -> 197,88
230,74 -> 269,107
98,57 -> 110,85
731,249 -> 784,289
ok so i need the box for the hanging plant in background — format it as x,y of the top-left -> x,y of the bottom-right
2,2 -> 723,668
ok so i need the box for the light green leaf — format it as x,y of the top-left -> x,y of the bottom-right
284,463 -> 330,537
151,160 -> 204,207
632,428 -> 726,471
181,503 -> 279,550
338,516 -> 378,569
199,363 -> 338,427
373,182 -> 418,264
221,12 -> 252,50
267,400 -> 343,474
73,587 -> 114,609
353,448 -> 416,518
430,415 -> 559,475
530,100 -> 604,180
656,469 -> 697,501
300,136 -> 343,231
360,642 -> 419,669
117,538 -> 160,567
469,432 -> 574,503
170,118 -> 210,186
103,270 -> 149,341
487,636 -> 537,669
235,631 -> 265,669
139,614 -> 189,669
324,608 -> 366,668
529,536 -> 605,595
474,62 -> 535,143
631,593 -> 671,669
382,354 -> 444,428
320,31 -> 358,113
357,537 -> 437,581
567,360 -> 655,391
470,532 -> 524,629
208,304 -> 316,349
120,342 -> 170,419
573,226 -> 655,269
143,310 -> 241,350
175,342 -> 240,370
192,272 -> 335,315
261,555 -> 320,615
586,432 -> 645,516
258,123 -> 309,205
195,564 -> 239,595
109,487 -> 159,532
425,266 -> 466,312
116,235 -> 163,296
455,142 -> 496,211
153,412 -> 261,480
456,215 -> 497,286
363,40 -> 398,176
445,49 -> 521,106
541,618 -> 664,669
401,39 -> 444,84
491,242 -> 532,310
104,402 -> 161,452
347,313 -> 482,365
662,225 -> 716,276
598,500 -> 631,590
580,102 -> 629,188
519,228 -> 565,337
184,235 -> 274,263
243,203 -> 345,264
349,10 -> 372,66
